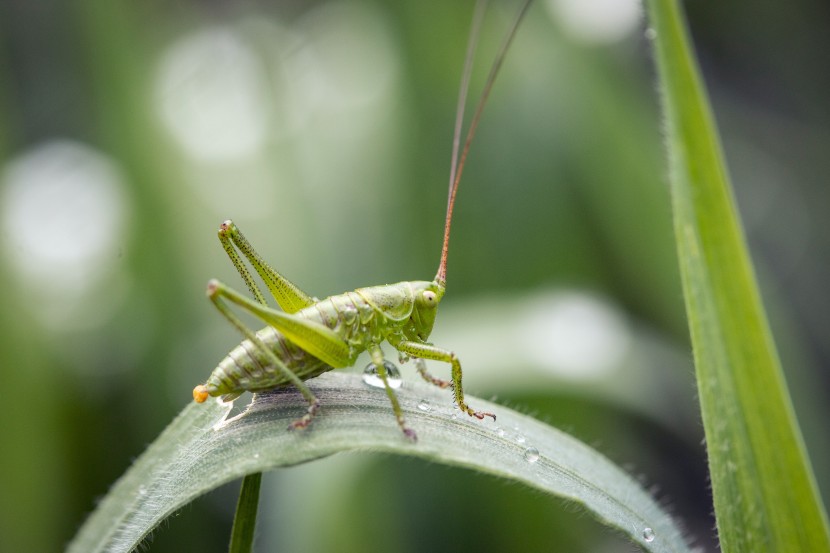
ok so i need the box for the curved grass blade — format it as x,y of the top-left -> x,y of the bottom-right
644,1 -> 830,551
69,372 -> 693,553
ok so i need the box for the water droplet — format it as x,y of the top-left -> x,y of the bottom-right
643,527 -> 655,542
644,28 -> 657,40
450,411 -> 459,420
362,361 -> 402,389
523,447 -> 540,463
253,453 -> 260,459
495,427 -> 506,438
137,486 -> 147,496
515,434 -> 527,445
417,399 -> 432,412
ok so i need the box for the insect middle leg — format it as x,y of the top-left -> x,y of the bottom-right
390,338 -> 495,421
207,279 -> 320,429
368,344 -> 416,441
414,358 -> 452,389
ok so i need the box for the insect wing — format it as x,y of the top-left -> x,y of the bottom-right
257,309 -> 352,368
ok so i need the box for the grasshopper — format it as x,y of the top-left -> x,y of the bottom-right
193,0 -> 531,440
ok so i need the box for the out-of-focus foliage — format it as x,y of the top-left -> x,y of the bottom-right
0,0 -> 828,551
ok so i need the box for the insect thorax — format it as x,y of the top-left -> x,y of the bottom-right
302,288 -> 409,351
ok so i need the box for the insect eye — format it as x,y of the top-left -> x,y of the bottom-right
422,291 -> 437,303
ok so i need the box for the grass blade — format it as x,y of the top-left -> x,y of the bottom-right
228,473 -> 261,553
644,1 -> 830,550
69,372 -> 692,553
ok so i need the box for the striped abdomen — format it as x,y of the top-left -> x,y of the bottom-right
204,290 -> 402,399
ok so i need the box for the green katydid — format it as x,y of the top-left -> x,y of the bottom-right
193,0 -> 532,440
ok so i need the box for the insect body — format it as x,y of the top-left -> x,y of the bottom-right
193,0 -> 532,440
194,223 -> 479,439
207,280 -> 443,396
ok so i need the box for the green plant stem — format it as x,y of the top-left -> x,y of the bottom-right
229,472 -> 262,553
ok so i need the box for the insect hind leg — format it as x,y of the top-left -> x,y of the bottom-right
207,279 -> 320,430
218,220 -> 315,314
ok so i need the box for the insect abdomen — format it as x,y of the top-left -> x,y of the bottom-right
205,326 -> 330,399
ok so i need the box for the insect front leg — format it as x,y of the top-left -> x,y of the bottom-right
389,338 -> 496,421
368,344 -> 416,441
218,220 -> 315,314
205,279 -> 320,430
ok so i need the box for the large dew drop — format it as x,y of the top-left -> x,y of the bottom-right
523,447 -> 540,464
642,527 -> 655,543
362,360 -> 402,389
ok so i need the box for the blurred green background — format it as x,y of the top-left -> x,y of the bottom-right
1,0 -> 828,551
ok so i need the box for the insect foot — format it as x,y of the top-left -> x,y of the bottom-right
192,385 -> 210,403
466,407 -> 496,422
288,399 -> 321,431
403,427 -> 418,442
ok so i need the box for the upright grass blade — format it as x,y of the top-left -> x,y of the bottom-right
228,473 -> 262,553
644,1 -> 830,551
68,372 -> 693,553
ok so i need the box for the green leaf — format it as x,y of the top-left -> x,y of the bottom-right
69,373 -> 692,553
644,1 -> 830,551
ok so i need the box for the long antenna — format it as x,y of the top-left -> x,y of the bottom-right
435,0 -> 532,287
447,0 -> 488,200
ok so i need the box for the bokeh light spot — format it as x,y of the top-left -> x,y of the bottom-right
516,292 -> 631,380
545,0 -> 642,44
1,140 -> 130,329
155,28 -> 269,162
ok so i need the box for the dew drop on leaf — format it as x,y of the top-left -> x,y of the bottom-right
362,361 -> 402,389
523,447 -> 540,464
